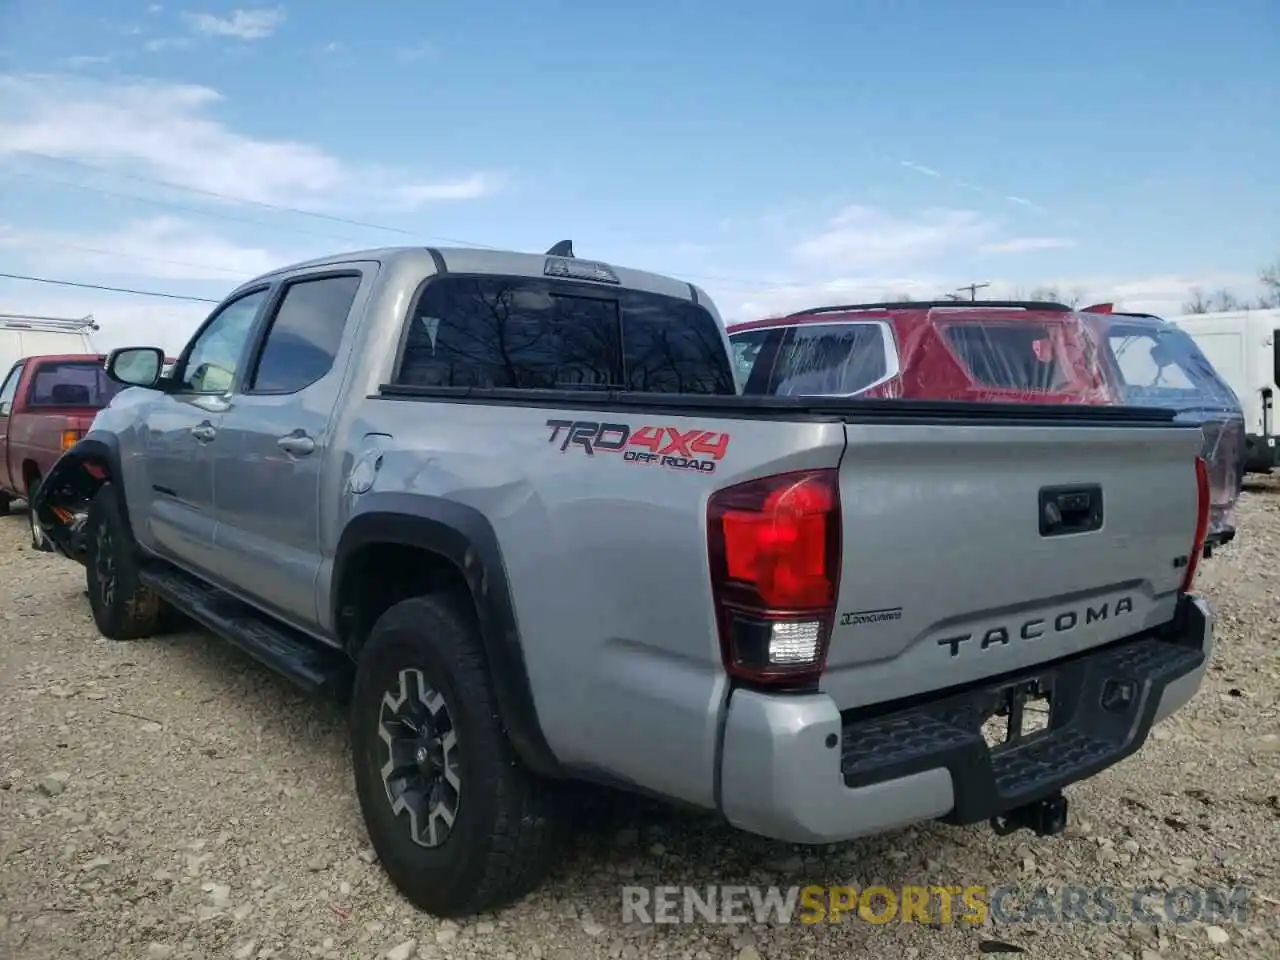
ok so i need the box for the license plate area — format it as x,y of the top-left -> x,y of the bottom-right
981,678 -> 1054,752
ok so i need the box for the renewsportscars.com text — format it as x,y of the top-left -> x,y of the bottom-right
621,884 -> 1252,926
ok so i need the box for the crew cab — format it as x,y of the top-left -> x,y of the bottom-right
0,354 -> 123,540
33,245 -> 1214,918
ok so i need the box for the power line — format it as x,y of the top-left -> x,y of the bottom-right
14,151 -> 1016,297
13,150 -> 502,250
4,169 -> 371,247
0,272 -> 220,303
7,151 -> 830,291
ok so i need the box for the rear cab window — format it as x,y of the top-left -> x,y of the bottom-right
394,275 -> 736,394
731,321 -> 897,396
25,361 -> 124,408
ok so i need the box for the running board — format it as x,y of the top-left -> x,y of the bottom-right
139,565 -> 352,699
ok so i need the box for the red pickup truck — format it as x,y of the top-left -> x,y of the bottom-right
0,354 -> 125,538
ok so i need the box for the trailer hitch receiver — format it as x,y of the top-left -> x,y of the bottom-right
990,792 -> 1068,837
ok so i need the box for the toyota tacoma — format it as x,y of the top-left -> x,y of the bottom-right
33,244 -> 1214,917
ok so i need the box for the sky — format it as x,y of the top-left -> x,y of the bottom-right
0,1 -> 1276,353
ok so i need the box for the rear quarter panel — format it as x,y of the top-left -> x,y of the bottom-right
341,396 -> 847,808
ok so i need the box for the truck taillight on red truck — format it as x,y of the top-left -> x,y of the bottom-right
707,469 -> 842,686
1182,456 -> 1211,594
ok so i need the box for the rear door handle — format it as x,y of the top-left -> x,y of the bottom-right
190,422 -> 217,443
277,432 -> 316,456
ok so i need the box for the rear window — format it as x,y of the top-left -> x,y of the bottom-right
1106,325 -> 1237,407
730,322 -> 892,396
395,276 -> 735,394
25,361 -> 123,408
942,323 -> 1070,392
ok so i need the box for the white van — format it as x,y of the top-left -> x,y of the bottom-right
1167,309 -> 1280,473
0,314 -> 99,373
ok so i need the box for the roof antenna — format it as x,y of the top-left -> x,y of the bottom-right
545,239 -> 574,258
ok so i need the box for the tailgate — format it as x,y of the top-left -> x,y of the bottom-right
822,417 -> 1204,710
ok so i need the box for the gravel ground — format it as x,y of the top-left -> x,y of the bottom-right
2,488 -> 1279,960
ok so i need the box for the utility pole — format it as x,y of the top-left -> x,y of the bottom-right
955,282 -> 990,302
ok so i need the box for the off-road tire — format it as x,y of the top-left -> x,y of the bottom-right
85,484 -> 173,640
351,594 -> 566,917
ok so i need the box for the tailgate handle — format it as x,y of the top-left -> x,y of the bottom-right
1039,484 -> 1103,537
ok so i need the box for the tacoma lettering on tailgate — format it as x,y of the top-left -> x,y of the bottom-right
544,419 -> 730,474
936,596 -> 1135,658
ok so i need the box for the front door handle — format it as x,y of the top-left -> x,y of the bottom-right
277,432 -> 316,456
190,422 -> 217,443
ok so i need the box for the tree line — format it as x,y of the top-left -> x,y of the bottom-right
1182,258 -> 1280,314
877,257 -> 1280,315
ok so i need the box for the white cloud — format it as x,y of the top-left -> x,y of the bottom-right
143,37 -> 193,52
182,7 -> 286,41
394,173 -> 501,204
61,55 -> 114,68
0,72 -> 502,211
397,43 -> 437,63
980,237 -> 1077,254
900,160 -> 941,178
0,217 -> 310,282
792,206 -> 994,270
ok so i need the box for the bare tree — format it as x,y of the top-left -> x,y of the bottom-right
1182,288 -> 1212,314
1025,286 -> 1081,307
1259,259 -> 1280,309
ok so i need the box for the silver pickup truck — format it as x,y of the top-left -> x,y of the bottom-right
33,245 -> 1214,918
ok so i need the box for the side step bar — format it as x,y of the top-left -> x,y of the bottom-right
140,565 -> 352,699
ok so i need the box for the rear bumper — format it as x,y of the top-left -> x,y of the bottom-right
718,596 -> 1212,844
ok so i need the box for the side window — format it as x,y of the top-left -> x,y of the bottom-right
943,323 -> 1067,392
729,331 -> 770,391
0,362 -> 24,416
771,323 -> 890,396
250,274 -> 362,393
180,289 -> 270,394
1108,333 -> 1195,390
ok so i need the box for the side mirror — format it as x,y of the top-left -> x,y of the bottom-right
105,347 -> 166,389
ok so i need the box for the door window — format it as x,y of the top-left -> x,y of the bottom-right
179,289 -> 269,394
248,274 -> 362,393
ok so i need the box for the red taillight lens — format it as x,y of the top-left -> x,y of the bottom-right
707,469 -> 841,686
1181,456 -> 1211,593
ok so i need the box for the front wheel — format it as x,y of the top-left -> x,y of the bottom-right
351,594 -> 565,917
85,484 -> 171,640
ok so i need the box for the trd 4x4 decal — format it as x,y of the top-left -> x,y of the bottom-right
545,419 -> 730,474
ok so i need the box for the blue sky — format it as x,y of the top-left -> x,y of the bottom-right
0,0 -> 1276,351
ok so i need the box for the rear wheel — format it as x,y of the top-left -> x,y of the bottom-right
351,594 -> 565,917
0,493 -> 11,517
85,484 -> 172,640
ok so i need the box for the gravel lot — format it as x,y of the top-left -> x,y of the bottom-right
2,487 -> 1278,960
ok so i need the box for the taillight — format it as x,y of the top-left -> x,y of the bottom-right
60,430 -> 81,452
707,469 -> 841,686
1181,456 -> 1210,593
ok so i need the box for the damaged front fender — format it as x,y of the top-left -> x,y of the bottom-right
30,432 -> 121,564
